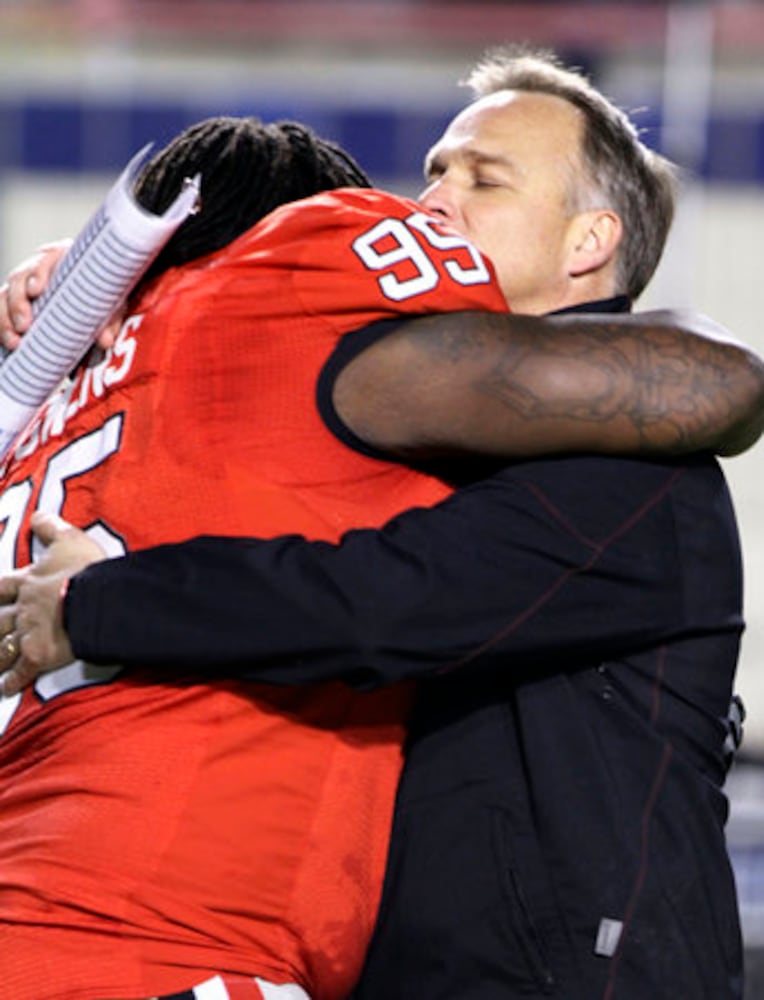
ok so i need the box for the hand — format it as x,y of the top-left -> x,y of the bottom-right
0,240 -> 71,352
0,512 -> 108,697
0,238 -> 123,354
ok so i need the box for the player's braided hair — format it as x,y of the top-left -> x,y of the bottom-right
133,116 -> 371,282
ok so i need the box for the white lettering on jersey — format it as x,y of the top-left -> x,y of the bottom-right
13,315 -> 141,462
352,212 -> 491,302
0,414 -> 127,738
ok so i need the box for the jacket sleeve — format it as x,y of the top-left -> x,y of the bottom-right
64,455 -> 742,688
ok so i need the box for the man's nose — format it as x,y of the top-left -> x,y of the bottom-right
419,178 -> 458,223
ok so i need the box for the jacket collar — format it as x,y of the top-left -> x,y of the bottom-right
551,294 -> 632,316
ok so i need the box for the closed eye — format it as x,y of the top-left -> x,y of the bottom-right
473,173 -> 505,189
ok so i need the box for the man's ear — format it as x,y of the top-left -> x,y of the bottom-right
568,209 -> 622,277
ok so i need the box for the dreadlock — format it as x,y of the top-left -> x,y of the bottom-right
133,116 -> 371,283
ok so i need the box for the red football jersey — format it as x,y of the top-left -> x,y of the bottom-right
0,188 -> 508,999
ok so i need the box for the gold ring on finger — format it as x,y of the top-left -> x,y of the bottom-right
0,633 -> 19,662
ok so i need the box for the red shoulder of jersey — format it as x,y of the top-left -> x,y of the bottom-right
221,187 -> 509,331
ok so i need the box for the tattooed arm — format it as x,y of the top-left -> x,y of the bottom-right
335,309 -> 764,458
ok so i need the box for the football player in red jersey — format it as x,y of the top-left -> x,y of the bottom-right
0,116 -> 512,1000
0,50 -> 762,1000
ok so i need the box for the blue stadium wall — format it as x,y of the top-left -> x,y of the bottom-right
1,95 -> 763,186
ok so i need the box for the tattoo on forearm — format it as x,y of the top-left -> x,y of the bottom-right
416,312 -> 764,454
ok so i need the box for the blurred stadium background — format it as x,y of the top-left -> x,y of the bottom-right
0,0 -> 762,993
